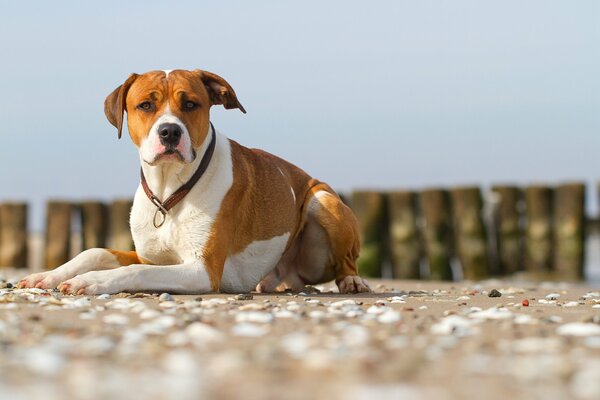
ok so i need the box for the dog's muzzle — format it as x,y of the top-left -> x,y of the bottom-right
158,123 -> 183,147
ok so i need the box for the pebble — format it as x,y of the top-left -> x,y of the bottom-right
330,299 -> 358,308
583,337 -> 600,349
366,305 -> 386,315
235,293 -> 253,301
514,314 -> 536,325
273,310 -> 295,319
377,310 -> 401,324
431,315 -> 479,337
562,301 -> 579,307
102,314 -> 130,325
557,323 -> 600,336
139,309 -> 160,320
488,289 -> 502,298
231,323 -> 269,337
469,307 -> 513,320
159,293 -> 174,302
235,311 -> 274,324
239,303 -> 265,311
546,293 -> 561,300
308,310 -> 327,319
96,294 -> 111,300
186,322 -> 224,342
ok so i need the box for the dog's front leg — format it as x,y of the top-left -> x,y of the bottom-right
57,262 -> 215,295
17,249 -> 140,289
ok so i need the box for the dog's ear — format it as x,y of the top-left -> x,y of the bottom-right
197,70 -> 246,114
104,73 -> 139,139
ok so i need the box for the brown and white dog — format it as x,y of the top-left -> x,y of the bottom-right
18,69 -> 370,295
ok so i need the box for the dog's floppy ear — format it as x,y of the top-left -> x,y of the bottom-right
104,73 -> 139,139
197,70 -> 246,113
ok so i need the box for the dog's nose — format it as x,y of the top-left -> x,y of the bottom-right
158,123 -> 182,146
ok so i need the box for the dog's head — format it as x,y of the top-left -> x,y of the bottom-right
104,69 -> 245,165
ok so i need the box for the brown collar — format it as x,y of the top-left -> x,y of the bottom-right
141,122 -> 217,228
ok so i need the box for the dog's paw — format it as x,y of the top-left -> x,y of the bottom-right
58,271 -> 115,295
18,271 -> 65,289
337,275 -> 371,294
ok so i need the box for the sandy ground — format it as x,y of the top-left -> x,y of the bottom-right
1,269 -> 600,400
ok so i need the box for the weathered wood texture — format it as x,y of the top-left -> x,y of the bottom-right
109,199 -> 135,251
45,201 -> 72,269
388,191 -> 421,279
0,203 -> 28,268
350,191 -> 387,278
524,186 -> 554,273
553,183 -> 585,280
450,187 -> 489,280
80,202 -> 108,250
419,189 -> 453,280
491,186 -> 523,275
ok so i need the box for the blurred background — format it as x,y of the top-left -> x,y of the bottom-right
0,1 -> 598,280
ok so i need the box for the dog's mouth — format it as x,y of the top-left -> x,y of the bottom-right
149,148 -> 185,164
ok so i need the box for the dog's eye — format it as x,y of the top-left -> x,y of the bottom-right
183,101 -> 199,111
136,101 -> 155,112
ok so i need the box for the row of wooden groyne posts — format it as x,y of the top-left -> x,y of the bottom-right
0,182 -> 590,281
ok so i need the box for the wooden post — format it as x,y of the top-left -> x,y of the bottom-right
80,201 -> 108,250
45,201 -> 72,269
491,186 -> 523,275
419,189 -> 453,280
109,199 -> 135,251
0,203 -> 28,268
524,185 -> 554,273
350,191 -> 386,278
553,183 -> 585,280
387,191 -> 421,279
450,187 -> 490,280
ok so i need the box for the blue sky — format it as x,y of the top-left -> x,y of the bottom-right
0,1 -> 598,229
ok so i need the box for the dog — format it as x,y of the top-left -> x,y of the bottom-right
18,69 -> 371,295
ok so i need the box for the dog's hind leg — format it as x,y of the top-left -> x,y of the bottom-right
17,249 -> 143,289
298,185 -> 371,294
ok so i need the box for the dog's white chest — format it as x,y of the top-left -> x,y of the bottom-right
129,134 -> 234,265
131,202 -> 216,264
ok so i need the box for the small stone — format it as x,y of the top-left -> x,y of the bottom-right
231,323 -> 269,337
159,293 -> 174,302
522,299 -> 529,307
469,307 -> 512,320
302,285 -> 321,294
139,309 -> 160,319
235,293 -> 253,301
102,314 -> 130,325
366,305 -> 385,315
239,303 -> 265,311
431,315 -> 479,336
546,293 -> 561,300
563,301 -> 579,308
514,314 -> 535,325
97,294 -> 111,300
308,310 -> 326,319
488,289 -> 502,298
557,322 -> 600,336
235,311 -> 273,324
377,310 -> 401,324
186,322 -> 224,342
